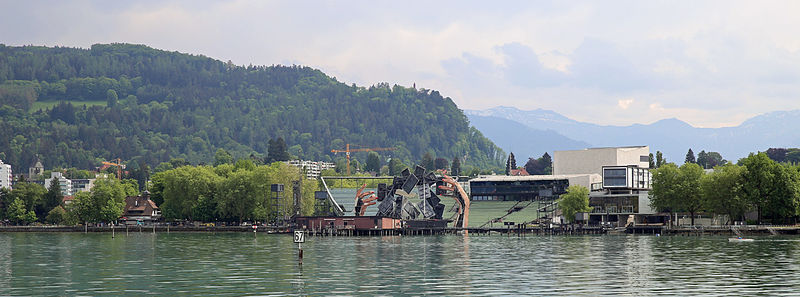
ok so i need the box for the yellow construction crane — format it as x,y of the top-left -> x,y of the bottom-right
101,158 -> 124,180
331,144 -> 396,175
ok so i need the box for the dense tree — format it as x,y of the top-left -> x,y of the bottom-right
766,148 -> 788,163
267,138 -> 290,163
365,152 -> 381,173
45,206 -> 67,225
739,153 -> 778,224
106,89 -> 118,108
558,185 -> 592,223
421,152 -> 434,171
697,150 -> 726,169
388,158 -> 405,176
157,166 -> 222,221
650,163 -> 680,215
524,152 -> 552,175
655,151 -> 665,168
214,148 -> 233,166
450,157 -> 461,176
0,43 -> 505,174
651,162 -> 705,225
787,149 -> 800,164
7,198 -> 37,225
8,182 -> 46,219
153,162 -> 318,222
685,148 -> 696,164
434,157 -> 448,170
648,153 -> 655,169
41,177 -> 63,218
676,163 -> 705,225
701,164 -> 747,224
70,178 -> 134,224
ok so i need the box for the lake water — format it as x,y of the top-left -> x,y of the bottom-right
1,232 -> 799,296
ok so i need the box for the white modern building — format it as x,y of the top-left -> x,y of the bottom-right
553,146 -> 650,176
44,172 -> 73,196
551,146 -> 662,226
287,160 -> 336,179
0,160 -> 12,190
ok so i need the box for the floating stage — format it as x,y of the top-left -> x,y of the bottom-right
295,216 -> 450,236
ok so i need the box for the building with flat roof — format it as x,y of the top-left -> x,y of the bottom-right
44,172 -> 73,196
549,146 -> 658,226
469,174 -> 601,201
0,160 -> 12,190
287,160 -> 335,179
553,146 -> 650,176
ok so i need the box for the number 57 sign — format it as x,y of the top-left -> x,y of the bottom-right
293,231 -> 305,243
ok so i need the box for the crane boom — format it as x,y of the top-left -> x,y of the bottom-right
101,158 -> 124,180
331,144 -> 396,175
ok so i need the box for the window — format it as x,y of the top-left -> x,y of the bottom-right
604,168 -> 627,187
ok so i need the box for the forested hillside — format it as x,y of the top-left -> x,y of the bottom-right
0,44 -> 504,173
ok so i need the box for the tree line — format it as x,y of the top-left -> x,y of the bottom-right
651,152 -> 800,225
151,161 -> 319,223
0,177 -> 137,225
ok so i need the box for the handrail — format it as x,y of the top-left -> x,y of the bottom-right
319,177 -> 344,216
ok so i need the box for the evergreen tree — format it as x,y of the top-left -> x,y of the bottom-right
365,152 -> 381,173
541,152 -> 552,174
656,151 -> 665,168
434,157 -> 448,170
685,148 -> 696,164
388,158 -> 405,176
421,152 -> 434,170
697,150 -> 709,169
43,177 -> 63,215
648,153 -> 655,168
267,138 -> 290,163
505,152 -> 517,175
106,89 -> 118,108
450,157 -> 461,176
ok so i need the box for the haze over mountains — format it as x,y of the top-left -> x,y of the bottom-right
466,106 -> 800,163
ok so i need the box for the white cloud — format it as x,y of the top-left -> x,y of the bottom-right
618,98 -> 634,110
2,1 -> 800,128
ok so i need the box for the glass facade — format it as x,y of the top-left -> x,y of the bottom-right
602,166 -> 651,189
469,179 -> 569,201
603,168 -> 627,187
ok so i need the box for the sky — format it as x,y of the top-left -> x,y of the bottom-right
2,0 -> 800,128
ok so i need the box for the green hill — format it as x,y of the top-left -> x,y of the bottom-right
0,43 -> 504,172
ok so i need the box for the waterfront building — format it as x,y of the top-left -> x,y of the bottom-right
44,172 -> 73,196
468,174 -> 600,201
0,160 -> 12,190
122,191 -> 161,224
287,160 -> 335,179
550,146 -> 657,226
553,146 -> 650,176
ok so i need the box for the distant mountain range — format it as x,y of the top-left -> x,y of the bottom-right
466,106 -> 800,163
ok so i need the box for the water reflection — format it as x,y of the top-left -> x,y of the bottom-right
1,233 -> 800,295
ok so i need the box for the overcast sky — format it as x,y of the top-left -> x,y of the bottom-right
3,1 -> 800,128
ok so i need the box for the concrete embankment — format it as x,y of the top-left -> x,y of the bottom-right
0,225 -> 290,233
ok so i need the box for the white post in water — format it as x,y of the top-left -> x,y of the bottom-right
294,230 -> 305,264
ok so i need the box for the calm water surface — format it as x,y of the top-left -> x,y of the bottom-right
1,232 -> 799,296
